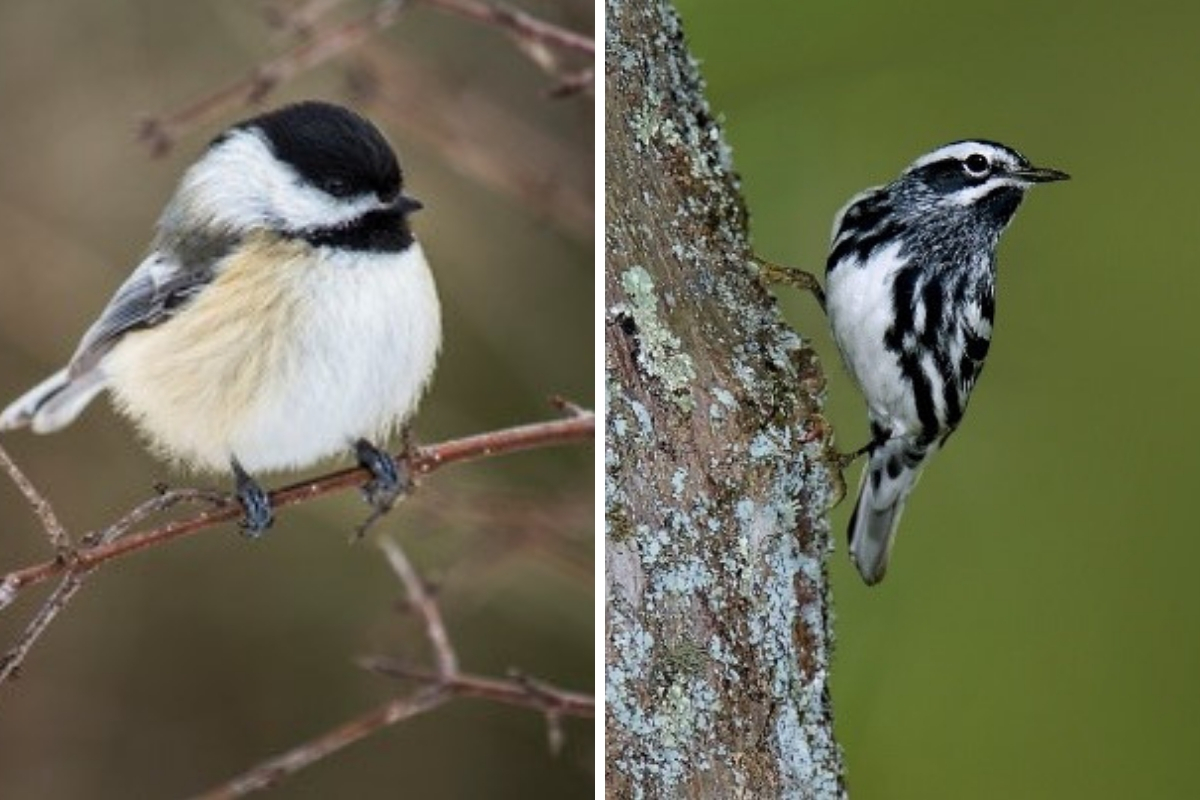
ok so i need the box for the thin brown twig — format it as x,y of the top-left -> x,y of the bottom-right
140,0 -> 407,156
263,0 -> 347,39
549,395 -> 589,418
1,412 -> 593,602
141,0 -> 593,157
83,487 -> 229,549
0,573 -> 84,684
191,686 -> 451,799
360,657 -> 594,717
547,67 -> 594,98
355,46 -> 592,237
198,530 -> 591,797
372,531 -> 590,756
417,0 -> 593,55
377,538 -> 458,677
0,442 -> 69,552
0,488 -> 229,685
0,412 -> 590,689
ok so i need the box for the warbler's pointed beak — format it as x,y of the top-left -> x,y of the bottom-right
393,194 -> 424,214
1013,166 -> 1070,183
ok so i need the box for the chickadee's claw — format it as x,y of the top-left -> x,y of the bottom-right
231,459 -> 273,537
356,438 -> 401,505
352,438 -> 414,538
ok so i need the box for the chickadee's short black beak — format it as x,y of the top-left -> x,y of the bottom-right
393,194 -> 424,214
1014,166 -> 1070,183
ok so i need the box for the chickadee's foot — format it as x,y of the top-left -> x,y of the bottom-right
231,459 -> 273,537
356,438 -> 403,506
353,438 -> 414,537
754,256 -> 827,312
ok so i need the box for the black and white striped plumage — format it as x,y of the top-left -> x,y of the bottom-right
825,140 -> 1067,585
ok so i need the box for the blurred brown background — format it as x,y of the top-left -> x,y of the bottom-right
0,1 -> 594,797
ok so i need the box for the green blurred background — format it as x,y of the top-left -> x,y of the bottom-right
0,1 -> 593,797
674,0 -> 1197,797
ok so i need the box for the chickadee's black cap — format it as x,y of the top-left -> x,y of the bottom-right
232,100 -> 404,203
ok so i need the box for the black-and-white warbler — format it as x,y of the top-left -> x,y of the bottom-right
767,140 -> 1068,585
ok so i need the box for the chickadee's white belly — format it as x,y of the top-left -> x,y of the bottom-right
825,241 -> 918,437
105,236 -> 441,473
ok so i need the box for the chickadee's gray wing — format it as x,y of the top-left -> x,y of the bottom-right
1,229 -> 235,433
68,250 -> 219,377
1,252 -> 214,432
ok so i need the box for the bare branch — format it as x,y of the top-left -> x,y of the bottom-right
417,0 -> 594,55
361,658 -> 594,718
84,487 -> 228,548
197,533 -> 590,796
262,0 -> 347,39
191,686 -> 450,799
0,442 -> 69,552
377,537 -> 458,677
549,395 -> 590,418
141,0 -> 593,157
0,411 -> 592,687
546,67 -> 594,98
0,573 -> 84,684
354,47 -> 592,238
140,0 -> 406,156
1,412 -> 593,601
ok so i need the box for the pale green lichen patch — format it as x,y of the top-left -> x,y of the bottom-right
661,636 -> 707,678
618,266 -> 697,412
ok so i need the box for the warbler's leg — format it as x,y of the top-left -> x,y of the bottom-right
754,256 -> 826,311
817,440 -> 868,509
232,458 -> 273,537
836,440 -> 873,472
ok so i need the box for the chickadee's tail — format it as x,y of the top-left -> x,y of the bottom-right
0,368 -> 107,433
848,437 -> 929,586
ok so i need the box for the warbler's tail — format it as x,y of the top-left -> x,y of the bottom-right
848,437 -> 929,586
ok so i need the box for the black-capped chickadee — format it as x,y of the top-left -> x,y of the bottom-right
0,101 -> 441,534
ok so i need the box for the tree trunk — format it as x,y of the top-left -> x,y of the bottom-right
604,0 -> 846,797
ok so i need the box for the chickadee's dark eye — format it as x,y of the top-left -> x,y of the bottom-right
321,178 -> 352,197
964,154 -> 990,176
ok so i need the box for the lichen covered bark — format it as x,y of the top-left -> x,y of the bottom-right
604,0 -> 846,797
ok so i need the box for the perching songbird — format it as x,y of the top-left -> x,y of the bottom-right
0,101 -> 442,534
817,140 -> 1067,584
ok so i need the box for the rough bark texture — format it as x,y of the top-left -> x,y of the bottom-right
604,0 -> 846,797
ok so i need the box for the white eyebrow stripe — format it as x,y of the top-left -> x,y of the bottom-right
905,141 -> 1023,174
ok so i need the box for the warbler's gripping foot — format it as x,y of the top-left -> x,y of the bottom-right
836,441 -> 873,473
232,459 -> 273,537
755,256 -> 827,311
353,437 -> 414,537
821,442 -> 871,509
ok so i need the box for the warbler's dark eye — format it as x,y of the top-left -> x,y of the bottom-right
963,154 -> 990,176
